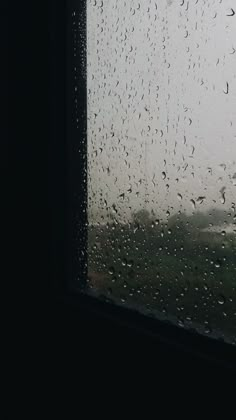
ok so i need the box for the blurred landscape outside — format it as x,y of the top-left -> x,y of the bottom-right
86,0 -> 236,343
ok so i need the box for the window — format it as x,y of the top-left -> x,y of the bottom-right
71,0 -> 236,346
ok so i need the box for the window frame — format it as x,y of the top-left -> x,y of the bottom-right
50,0 -> 236,371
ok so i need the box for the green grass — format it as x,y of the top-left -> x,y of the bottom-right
87,222 -> 236,342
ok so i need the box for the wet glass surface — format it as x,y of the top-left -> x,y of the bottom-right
86,0 -> 236,344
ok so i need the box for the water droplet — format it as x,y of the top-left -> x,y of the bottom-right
196,196 -> 206,204
112,204 -> 118,214
217,295 -> 225,305
122,258 -> 127,266
108,267 -> 114,275
220,193 -> 226,204
215,260 -> 221,269
226,8 -> 235,17
223,82 -> 229,94
204,326 -> 212,334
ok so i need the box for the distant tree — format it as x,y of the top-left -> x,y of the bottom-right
132,209 -> 151,226
186,211 -> 209,230
186,208 -> 228,230
168,213 -> 189,239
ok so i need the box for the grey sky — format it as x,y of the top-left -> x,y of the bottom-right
87,0 -> 236,223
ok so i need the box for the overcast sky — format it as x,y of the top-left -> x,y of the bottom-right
87,0 -> 236,223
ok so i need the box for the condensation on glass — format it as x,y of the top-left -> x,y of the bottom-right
86,0 -> 236,344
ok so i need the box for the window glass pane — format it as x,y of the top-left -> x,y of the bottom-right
87,0 -> 236,344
